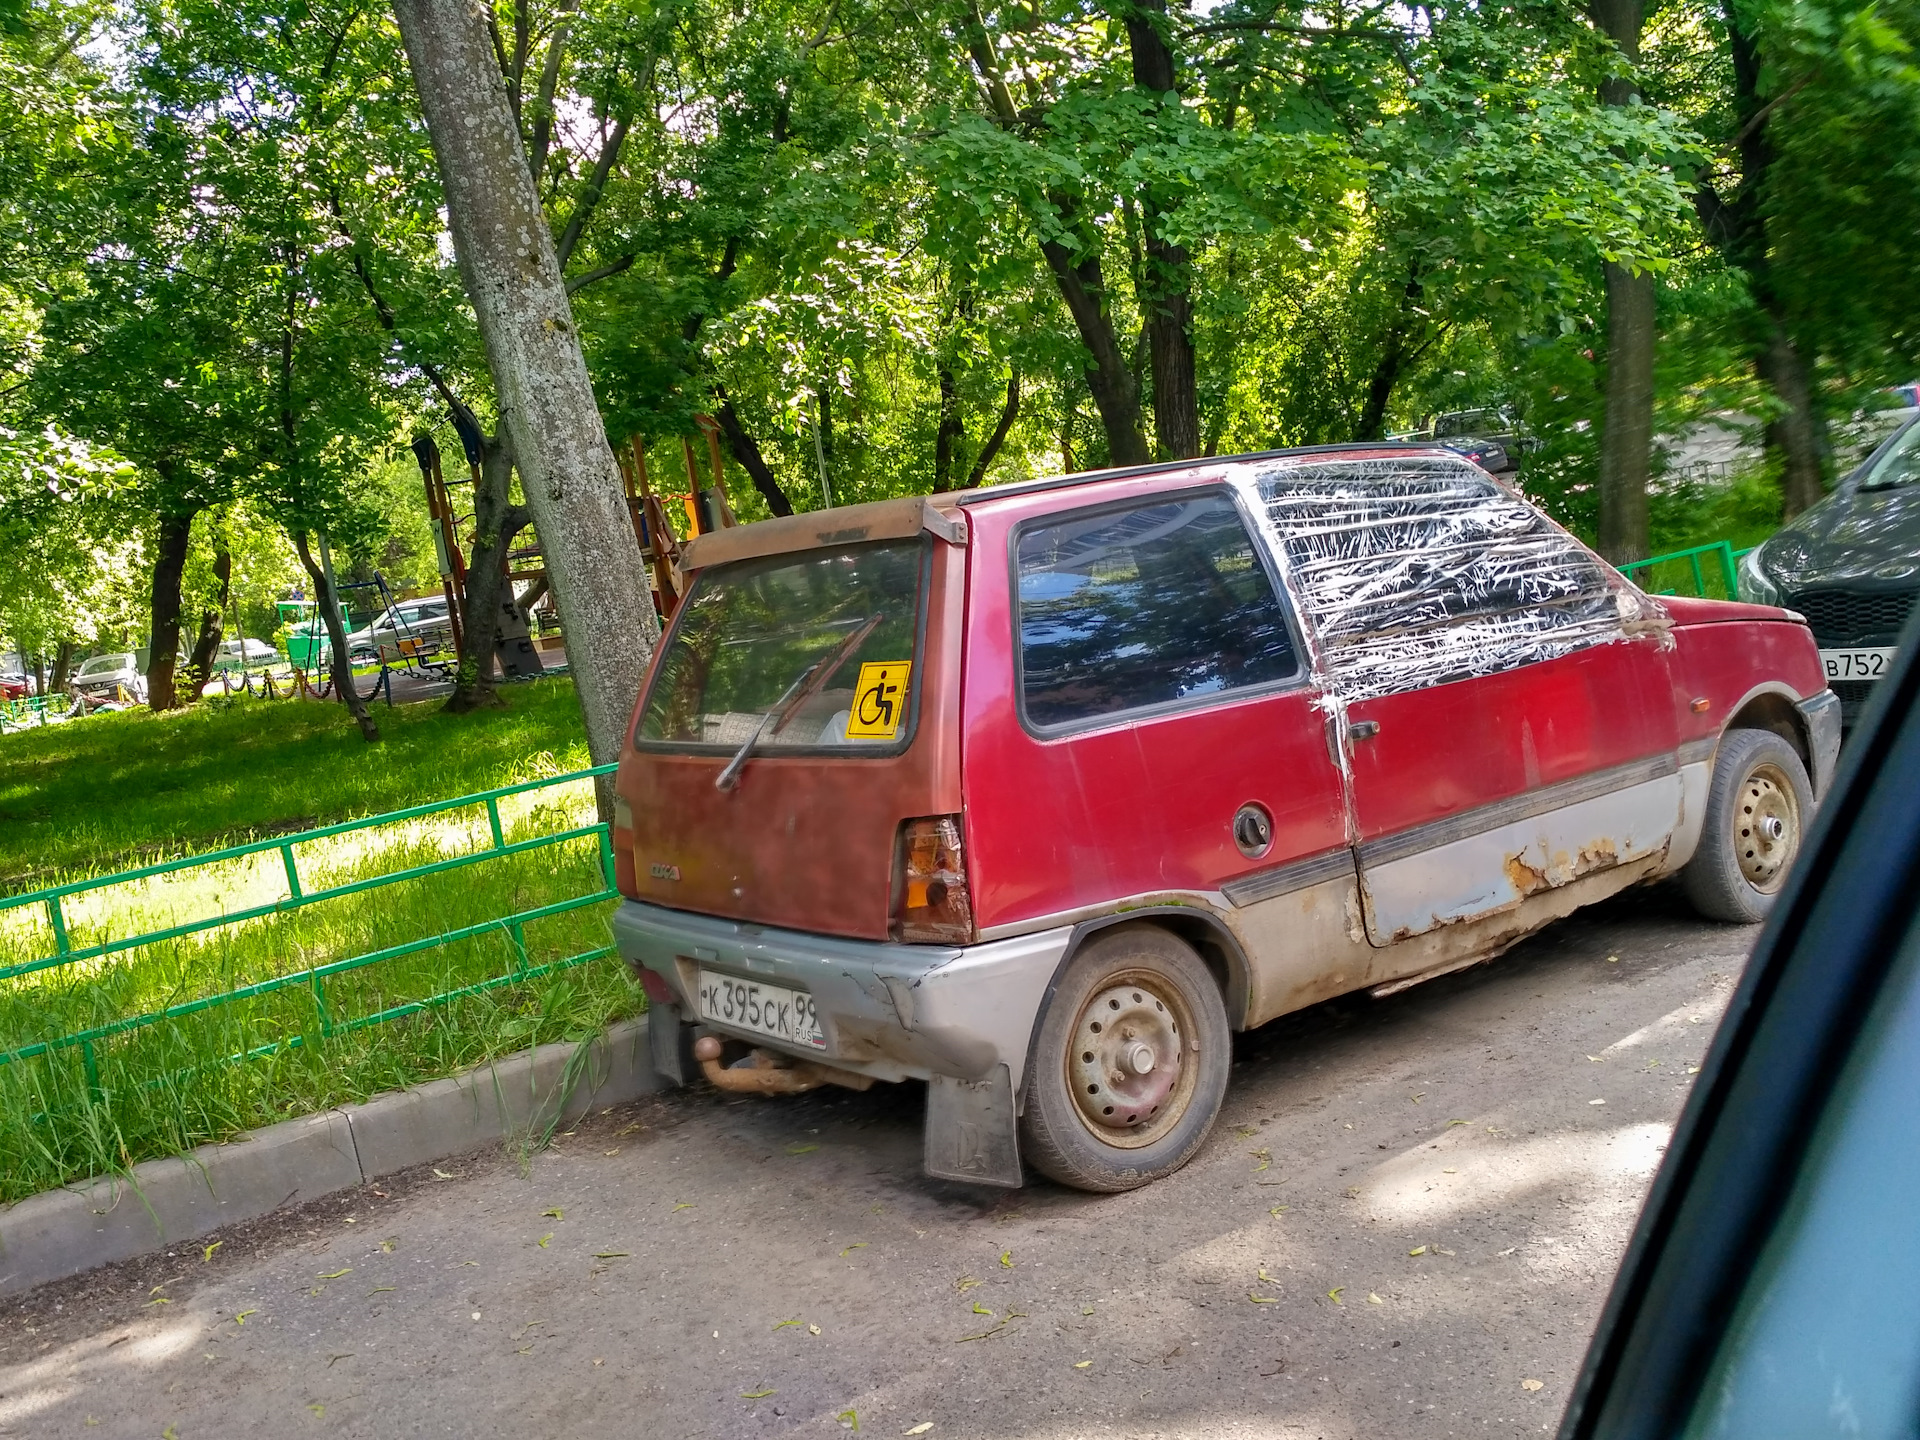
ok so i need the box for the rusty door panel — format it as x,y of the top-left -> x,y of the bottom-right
614,543 -> 964,941
1343,638 -> 1679,842
1344,637 -> 1682,945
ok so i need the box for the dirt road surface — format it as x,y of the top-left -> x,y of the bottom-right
0,887 -> 1754,1440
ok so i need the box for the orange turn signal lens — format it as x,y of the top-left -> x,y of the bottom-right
892,815 -> 974,944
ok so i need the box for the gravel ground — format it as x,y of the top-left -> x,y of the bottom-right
0,883 -> 1754,1440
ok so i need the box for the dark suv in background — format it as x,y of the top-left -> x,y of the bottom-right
1741,414 -> 1920,726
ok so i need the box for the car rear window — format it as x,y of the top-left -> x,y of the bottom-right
636,538 -> 927,753
1016,491 -> 1301,730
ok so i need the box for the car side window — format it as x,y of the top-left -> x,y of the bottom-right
1254,454 -> 1635,701
1016,491 -> 1301,730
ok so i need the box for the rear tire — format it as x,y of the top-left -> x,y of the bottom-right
1019,925 -> 1231,1193
1682,728 -> 1813,924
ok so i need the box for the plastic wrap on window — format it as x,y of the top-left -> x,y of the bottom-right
1241,454 -> 1650,703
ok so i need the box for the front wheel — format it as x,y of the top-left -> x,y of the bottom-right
1019,925 -> 1231,1193
1681,728 -> 1814,924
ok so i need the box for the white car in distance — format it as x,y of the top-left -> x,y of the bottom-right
70,652 -> 148,703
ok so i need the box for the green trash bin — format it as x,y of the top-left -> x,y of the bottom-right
277,602 -> 343,669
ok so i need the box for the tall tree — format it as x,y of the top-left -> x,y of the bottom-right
392,0 -> 657,773
1591,0 -> 1656,561
1691,0 -> 1824,516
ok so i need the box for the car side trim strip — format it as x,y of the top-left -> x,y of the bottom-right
1677,735 -> 1717,768
1358,751 -> 1681,869
1220,847 -> 1357,908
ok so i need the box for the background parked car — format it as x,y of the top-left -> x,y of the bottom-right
345,596 -> 454,663
0,668 -> 31,700
1740,412 -> 1920,726
211,637 -> 277,671
69,652 -> 147,703
1391,407 -> 1535,474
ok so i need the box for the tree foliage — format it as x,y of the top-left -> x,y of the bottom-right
1,0 -> 1916,689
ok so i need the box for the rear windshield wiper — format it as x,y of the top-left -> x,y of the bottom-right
714,613 -> 885,792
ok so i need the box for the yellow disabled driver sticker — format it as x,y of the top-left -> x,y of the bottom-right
846,661 -> 912,741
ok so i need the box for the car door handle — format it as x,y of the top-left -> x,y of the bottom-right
1348,720 -> 1381,742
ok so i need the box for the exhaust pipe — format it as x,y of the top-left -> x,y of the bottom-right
693,1035 -> 874,1095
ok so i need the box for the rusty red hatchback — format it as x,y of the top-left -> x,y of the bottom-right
611,446 -> 1839,1192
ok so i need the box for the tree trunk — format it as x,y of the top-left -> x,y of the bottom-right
1039,237 -> 1152,466
1588,0 -> 1656,563
712,391 -> 795,515
965,374 -> 1021,489
933,362 -> 964,492
49,642 -> 73,695
292,530 -> 381,742
1142,234 -> 1199,459
1597,262 -> 1655,560
1701,0 -> 1825,515
394,0 -> 658,783
1758,328 -> 1826,517
1355,335 -> 1405,442
447,432 -> 531,712
1124,0 -> 1200,460
183,539 -> 232,697
146,508 -> 195,712
960,15 -> 1149,467
1354,266 -> 1429,441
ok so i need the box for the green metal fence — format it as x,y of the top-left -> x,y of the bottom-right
1619,539 -> 1742,601
0,764 -> 620,1092
0,694 -> 70,730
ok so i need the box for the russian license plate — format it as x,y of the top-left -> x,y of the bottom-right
695,968 -> 826,1050
1820,647 -> 1897,682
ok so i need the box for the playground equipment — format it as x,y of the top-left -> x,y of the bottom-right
409,415 -> 739,663
412,428 -> 543,681
613,414 -> 738,622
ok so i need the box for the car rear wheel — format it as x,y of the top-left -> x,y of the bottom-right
1682,728 -> 1814,924
1019,925 -> 1231,1193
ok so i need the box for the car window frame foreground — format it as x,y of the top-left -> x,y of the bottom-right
1559,603 -> 1920,1440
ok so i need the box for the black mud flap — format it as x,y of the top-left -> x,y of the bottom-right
646,1004 -> 697,1086
924,1066 -> 1023,1187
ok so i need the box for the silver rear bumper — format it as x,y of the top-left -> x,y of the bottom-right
611,900 -> 1072,1091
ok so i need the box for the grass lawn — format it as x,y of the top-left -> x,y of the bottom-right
0,678 -> 592,888
0,681 -> 646,1203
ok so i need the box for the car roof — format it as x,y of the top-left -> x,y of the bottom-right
676,443 -> 1473,572
947,441 -> 1464,509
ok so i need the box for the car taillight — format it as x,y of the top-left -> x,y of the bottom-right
612,792 -> 637,897
891,815 -> 974,944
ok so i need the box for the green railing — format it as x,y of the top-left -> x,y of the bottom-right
1619,539 -> 1741,601
1,694 -> 69,729
0,764 -> 619,1091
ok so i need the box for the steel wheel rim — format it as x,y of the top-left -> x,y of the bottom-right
1065,969 -> 1198,1150
1735,762 -> 1799,893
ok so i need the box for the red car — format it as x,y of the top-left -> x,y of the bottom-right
611,445 -> 1839,1192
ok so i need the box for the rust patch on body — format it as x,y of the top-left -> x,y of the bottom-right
1504,852 -> 1552,896
1573,837 -> 1620,876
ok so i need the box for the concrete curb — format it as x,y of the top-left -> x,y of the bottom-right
0,1016 -> 663,1299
